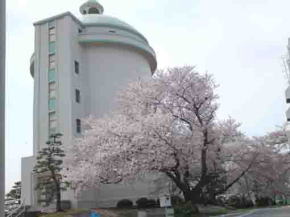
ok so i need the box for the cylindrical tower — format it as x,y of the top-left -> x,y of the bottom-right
78,0 -> 156,117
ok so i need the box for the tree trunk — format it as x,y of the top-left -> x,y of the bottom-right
55,183 -> 62,212
182,190 -> 200,213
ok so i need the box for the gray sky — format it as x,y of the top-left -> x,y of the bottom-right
5,0 -> 288,192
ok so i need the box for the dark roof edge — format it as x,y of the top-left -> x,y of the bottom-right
33,12 -> 84,27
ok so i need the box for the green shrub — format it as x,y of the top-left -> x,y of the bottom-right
116,199 -> 133,208
136,197 -> 157,208
174,202 -> 198,217
255,197 -> 274,207
171,195 -> 184,206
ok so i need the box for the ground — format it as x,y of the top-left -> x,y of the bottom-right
218,206 -> 290,217
38,206 -> 290,217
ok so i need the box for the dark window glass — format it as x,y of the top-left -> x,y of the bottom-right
76,119 -> 81,133
75,89 -> 80,103
74,61 -> 79,74
88,7 -> 99,14
287,98 -> 290,103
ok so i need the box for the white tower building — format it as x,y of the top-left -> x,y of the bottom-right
22,0 -> 157,209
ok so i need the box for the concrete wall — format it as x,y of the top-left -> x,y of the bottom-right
0,0 -> 5,216
21,157 -> 35,207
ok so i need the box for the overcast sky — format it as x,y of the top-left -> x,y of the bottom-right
5,0 -> 289,192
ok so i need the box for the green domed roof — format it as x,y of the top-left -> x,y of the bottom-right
81,14 -> 147,42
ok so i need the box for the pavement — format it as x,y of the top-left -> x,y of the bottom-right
215,206 -> 290,217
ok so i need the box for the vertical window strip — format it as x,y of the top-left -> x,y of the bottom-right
76,119 -> 81,133
48,69 -> 56,82
75,89 -> 80,103
74,61 -> 79,74
49,41 -> 56,54
48,98 -> 56,111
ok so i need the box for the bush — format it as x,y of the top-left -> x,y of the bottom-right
136,197 -> 157,208
225,195 -> 253,209
116,199 -> 133,208
174,202 -> 198,217
256,197 -> 274,207
146,199 -> 158,208
171,195 -> 184,206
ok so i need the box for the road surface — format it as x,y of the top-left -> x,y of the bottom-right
223,206 -> 290,217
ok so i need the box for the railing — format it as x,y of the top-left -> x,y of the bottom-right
6,200 -> 25,217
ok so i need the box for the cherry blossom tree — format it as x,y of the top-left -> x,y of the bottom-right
244,129 -> 290,203
63,66 -> 256,211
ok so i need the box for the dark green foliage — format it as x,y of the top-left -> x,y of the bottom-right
136,197 -> 157,208
255,197 -> 274,207
136,198 -> 148,208
174,202 -> 198,217
6,181 -> 21,200
226,195 -> 253,208
33,133 -> 67,212
116,199 -> 133,208
171,195 -> 184,206
146,199 -> 158,208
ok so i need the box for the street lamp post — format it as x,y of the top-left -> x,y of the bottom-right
0,0 -> 5,216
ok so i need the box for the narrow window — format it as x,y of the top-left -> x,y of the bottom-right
48,98 -> 56,111
49,27 -> 56,42
49,54 -> 56,69
74,61 -> 79,74
49,111 -> 57,133
76,119 -> 81,133
48,82 -> 56,98
48,69 -> 56,82
75,89 -> 80,103
287,98 -> 290,103
48,21 -> 55,28
49,41 -> 56,54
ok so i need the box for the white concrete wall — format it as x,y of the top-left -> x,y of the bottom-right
0,0 -> 5,216
21,157 -> 35,207
84,44 -> 151,117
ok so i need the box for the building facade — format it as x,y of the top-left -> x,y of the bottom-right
22,0 -> 158,209
0,0 -> 5,216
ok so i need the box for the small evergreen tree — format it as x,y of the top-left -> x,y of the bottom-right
33,133 -> 66,212
6,181 -> 21,201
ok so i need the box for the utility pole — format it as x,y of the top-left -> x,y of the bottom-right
0,0 -> 5,216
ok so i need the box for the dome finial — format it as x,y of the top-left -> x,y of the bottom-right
80,0 -> 104,15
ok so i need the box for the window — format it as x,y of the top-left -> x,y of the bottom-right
49,54 -> 56,69
88,7 -> 99,14
49,82 -> 56,98
49,41 -> 56,54
48,98 -> 56,111
48,69 -> 56,82
74,61 -> 79,74
287,98 -> 290,103
49,111 -> 57,132
78,28 -> 82,33
75,89 -> 80,103
49,27 -> 56,42
76,119 -> 81,133
48,21 -> 55,28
